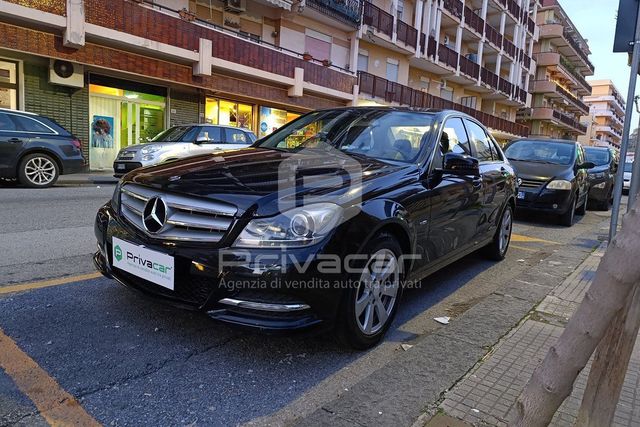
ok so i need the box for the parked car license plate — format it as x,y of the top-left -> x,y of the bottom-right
116,163 -> 126,170
112,237 -> 174,290
517,191 -> 525,200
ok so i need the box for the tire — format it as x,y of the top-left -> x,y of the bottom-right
559,197 -> 576,227
336,232 -> 404,350
18,153 -> 60,188
576,193 -> 587,215
483,204 -> 513,261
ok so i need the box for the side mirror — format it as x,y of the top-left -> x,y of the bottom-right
194,135 -> 209,144
442,153 -> 480,177
579,161 -> 596,170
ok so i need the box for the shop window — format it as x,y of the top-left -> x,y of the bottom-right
207,98 -> 254,131
0,60 -> 18,110
305,30 -> 332,61
258,106 -> 300,138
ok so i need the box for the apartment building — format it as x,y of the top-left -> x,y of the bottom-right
517,0 -> 592,140
356,0 -> 538,142
577,79 -> 625,148
0,0 -> 361,170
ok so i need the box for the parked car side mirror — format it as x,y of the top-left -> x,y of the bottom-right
578,161 -> 596,170
194,135 -> 209,144
442,153 -> 480,177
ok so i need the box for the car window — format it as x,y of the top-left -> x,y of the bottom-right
584,148 -> 610,166
0,113 -> 17,131
441,118 -> 471,155
489,139 -> 503,161
12,115 -> 54,133
225,128 -> 250,144
151,126 -> 197,142
464,119 -> 493,162
196,126 -> 222,143
504,140 -> 575,165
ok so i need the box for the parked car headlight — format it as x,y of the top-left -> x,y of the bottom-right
142,154 -> 156,161
141,145 -> 161,155
546,180 -> 572,190
593,182 -> 607,189
233,203 -> 343,248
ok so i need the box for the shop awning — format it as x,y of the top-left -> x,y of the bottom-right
263,0 -> 293,10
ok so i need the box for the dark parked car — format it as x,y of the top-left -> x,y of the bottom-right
94,107 -> 516,348
584,146 -> 617,210
0,108 -> 84,187
504,139 -> 593,226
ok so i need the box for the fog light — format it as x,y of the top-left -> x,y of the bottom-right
553,204 -> 558,209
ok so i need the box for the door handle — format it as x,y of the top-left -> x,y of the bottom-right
8,138 -> 22,143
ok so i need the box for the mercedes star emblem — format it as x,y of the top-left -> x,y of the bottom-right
142,196 -> 168,234
517,177 -> 522,187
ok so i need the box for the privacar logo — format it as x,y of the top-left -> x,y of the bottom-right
114,245 -> 123,261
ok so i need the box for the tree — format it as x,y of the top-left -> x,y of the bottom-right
512,202 -> 640,426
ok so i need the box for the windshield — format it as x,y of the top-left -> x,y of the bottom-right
256,110 -> 436,163
151,126 -> 198,143
584,148 -> 610,166
625,162 -> 633,172
504,140 -> 574,165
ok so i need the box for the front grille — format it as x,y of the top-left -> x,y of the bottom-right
120,184 -> 237,243
519,178 -> 547,189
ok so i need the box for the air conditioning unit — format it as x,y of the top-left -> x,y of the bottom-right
49,60 -> 84,88
224,0 -> 246,13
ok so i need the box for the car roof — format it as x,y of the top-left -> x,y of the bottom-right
173,123 -> 255,131
0,108 -> 39,116
583,146 -> 609,150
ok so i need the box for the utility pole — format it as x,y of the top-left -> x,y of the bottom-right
610,2 -> 640,240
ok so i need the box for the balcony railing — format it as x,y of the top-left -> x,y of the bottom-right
516,87 -> 527,104
523,53 -> 531,70
464,6 -> 484,34
554,83 -> 589,113
481,67 -> 500,91
459,54 -> 480,79
438,43 -> 459,69
562,27 -> 594,72
503,38 -> 517,58
443,0 -> 463,20
498,76 -> 513,96
485,23 -> 503,49
553,110 -> 587,133
507,0 -> 521,20
358,71 -> 529,136
558,55 -> 591,92
306,0 -> 363,26
527,17 -> 535,34
363,1 -> 393,37
397,19 -> 418,48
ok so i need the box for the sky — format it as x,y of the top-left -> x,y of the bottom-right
559,0 -> 634,118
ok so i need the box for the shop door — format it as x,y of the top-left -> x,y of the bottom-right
89,97 -> 120,171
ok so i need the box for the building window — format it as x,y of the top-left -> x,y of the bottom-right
305,29 -> 332,61
397,0 -> 404,20
0,59 -> 18,110
460,96 -> 477,109
440,86 -> 453,101
205,98 -> 254,131
357,53 -> 369,72
386,59 -> 399,82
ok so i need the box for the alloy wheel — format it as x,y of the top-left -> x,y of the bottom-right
354,249 -> 400,335
499,208 -> 512,255
24,156 -> 56,186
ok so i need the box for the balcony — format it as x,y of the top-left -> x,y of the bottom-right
530,80 -> 589,115
506,0 -> 521,20
481,67 -> 500,91
503,38 -> 517,59
459,55 -> 480,79
464,6 -> 484,35
397,19 -> 418,49
421,34 -> 437,57
363,2 -> 393,37
357,71 -> 529,137
554,110 -> 587,133
594,125 -> 622,139
527,17 -> 535,35
523,53 -> 531,70
485,23 -> 503,50
438,43 -> 459,69
539,23 -> 594,74
498,76 -> 513,97
534,52 -> 590,94
525,108 -> 586,133
443,0 -> 463,20
306,0 -> 363,26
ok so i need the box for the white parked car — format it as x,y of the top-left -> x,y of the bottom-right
624,160 -> 633,193
113,124 -> 257,177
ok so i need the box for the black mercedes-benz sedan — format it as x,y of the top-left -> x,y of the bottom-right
504,139 -> 593,226
94,108 -> 516,349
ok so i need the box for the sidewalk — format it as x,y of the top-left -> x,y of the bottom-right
56,172 -> 118,186
430,243 -> 640,427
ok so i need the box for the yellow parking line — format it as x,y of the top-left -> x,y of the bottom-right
0,327 -> 100,426
0,272 -> 102,295
511,233 -> 560,245
510,244 -> 538,252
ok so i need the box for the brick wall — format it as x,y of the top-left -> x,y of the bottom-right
4,0 -> 65,15
169,89 -> 201,126
23,63 -> 90,163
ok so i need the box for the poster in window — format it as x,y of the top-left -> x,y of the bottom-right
91,115 -> 114,148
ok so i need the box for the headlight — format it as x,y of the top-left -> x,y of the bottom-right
111,180 -> 122,213
593,182 -> 607,189
233,203 -> 343,248
141,144 -> 161,155
546,180 -> 572,190
142,154 -> 156,161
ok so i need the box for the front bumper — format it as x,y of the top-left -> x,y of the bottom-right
94,203 -> 343,331
587,178 -> 612,202
516,187 -> 573,214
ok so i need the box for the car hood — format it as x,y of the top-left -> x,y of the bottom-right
119,142 -> 179,152
122,147 -> 415,216
509,159 -> 573,181
587,165 -> 609,174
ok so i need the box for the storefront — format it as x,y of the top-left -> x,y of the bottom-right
0,59 -> 18,109
88,76 -> 166,170
258,106 -> 300,138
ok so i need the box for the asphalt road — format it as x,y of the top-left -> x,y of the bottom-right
0,184 -> 616,426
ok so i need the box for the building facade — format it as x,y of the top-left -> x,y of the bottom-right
517,0 -> 592,140
577,79 -> 625,148
357,0 -> 537,143
0,0 -> 539,171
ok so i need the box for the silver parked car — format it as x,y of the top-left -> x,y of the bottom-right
113,124 -> 257,177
